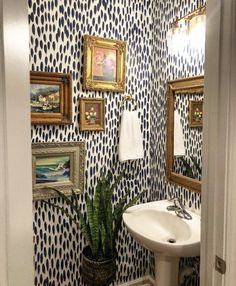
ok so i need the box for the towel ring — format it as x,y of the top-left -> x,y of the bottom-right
121,95 -> 138,111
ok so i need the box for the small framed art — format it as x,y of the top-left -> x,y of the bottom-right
189,100 -> 203,128
79,98 -> 105,131
83,35 -> 126,92
32,141 -> 85,200
30,71 -> 72,124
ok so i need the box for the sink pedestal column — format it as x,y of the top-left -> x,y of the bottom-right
154,254 -> 179,286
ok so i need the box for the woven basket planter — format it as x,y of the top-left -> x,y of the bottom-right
81,246 -> 117,286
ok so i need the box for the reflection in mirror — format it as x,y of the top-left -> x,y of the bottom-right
166,76 -> 204,193
173,93 -> 203,181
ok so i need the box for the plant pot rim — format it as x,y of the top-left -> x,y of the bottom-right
82,245 -> 117,263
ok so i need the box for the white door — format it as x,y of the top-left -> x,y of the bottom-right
201,0 -> 236,285
0,0 -> 34,285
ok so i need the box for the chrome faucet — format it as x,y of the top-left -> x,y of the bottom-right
167,197 -> 192,220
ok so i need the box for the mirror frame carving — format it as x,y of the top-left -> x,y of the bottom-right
166,75 -> 204,193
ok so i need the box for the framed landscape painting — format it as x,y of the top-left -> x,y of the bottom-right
32,142 -> 85,200
79,98 -> 105,131
30,71 -> 72,124
83,35 -> 126,92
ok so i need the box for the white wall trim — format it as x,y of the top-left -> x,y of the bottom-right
0,0 -> 34,285
201,1 -> 222,285
0,1 -> 8,284
223,1 -> 236,285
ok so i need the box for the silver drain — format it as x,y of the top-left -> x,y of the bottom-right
167,238 -> 176,243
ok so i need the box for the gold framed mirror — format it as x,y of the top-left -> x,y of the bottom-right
166,75 -> 204,193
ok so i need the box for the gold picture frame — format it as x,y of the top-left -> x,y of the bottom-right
189,100 -> 203,128
83,35 -> 126,92
166,75 -> 204,193
79,98 -> 105,131
32,141 -> 85,200
30,71 -> 72,125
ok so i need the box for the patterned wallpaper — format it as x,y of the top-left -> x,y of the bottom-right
150,0 -> 205,211
29,0 -> 205,285
29,0 -> 153,285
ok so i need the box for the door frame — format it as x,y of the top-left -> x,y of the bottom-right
0,0 -> 34,285
201,0 -> 236,285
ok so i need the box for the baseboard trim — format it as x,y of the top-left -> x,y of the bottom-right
119,275 -> 155,286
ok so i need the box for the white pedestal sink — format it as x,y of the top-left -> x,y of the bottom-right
123,200 -> 200,286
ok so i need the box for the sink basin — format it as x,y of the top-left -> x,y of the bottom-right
123,200 -> 200,257
123,200 -> 200,286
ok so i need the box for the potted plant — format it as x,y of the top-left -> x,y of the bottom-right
44,168 -> 145,286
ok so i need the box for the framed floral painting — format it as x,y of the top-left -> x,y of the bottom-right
79,98 -> 105,131
83,35 -> 126,92
189,100 -> 203,128
30,71 -> 72,124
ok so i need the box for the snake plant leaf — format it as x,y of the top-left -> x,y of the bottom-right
112,190 -> 130,221
79,212 -> 94,252
190,156 -> 202,175
112,191 -> 130,244
92,180 -> 103,258
110,172 -> 125,194
42,200 -> 78,225
101,223 -> 106,256
123,190 -> 146,212
99,179 -> 113,257
46,188 -> 94,251
85,196 -> 97,256
107,169 -> 113,185
85,194 -> 94,233
112,190 -> 146,247
42,168 -> 144,261
74,212 -> 94,251
101,183 -> 113,256
50,188 -> 78,214
179,157 -> 194,178
71,188 -> 78,210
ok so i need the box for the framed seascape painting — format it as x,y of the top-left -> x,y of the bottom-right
83,35 -> 126,92
79,98 -> 105,131
30,71 -> 72,124
32,142 -> 85,200
189,100 -> 203,128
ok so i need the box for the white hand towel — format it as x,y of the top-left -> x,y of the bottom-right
174,109 -> 185,156
119,110 -> 144,162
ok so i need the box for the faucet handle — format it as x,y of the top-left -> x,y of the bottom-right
167,196 -> 192,220
167,195 -> 185,210
174,197 -> 185,210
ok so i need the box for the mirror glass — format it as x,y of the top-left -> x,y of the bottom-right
166,76 -> 204,192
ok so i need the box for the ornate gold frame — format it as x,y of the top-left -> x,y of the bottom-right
83,35 -> 126,92
79,98 -> 105,131
32,141 -> 85,200
30,71 -> 72,125
166,75 -> 204,193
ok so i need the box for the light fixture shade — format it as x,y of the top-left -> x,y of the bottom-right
167,5 -> 206,54
189,14 -> 206,32
167,25 -> 179,53
189,14 -> 206,50
167,20 -> 188,54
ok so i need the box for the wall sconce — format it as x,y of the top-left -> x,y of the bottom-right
189,11 -> 206,51
167,20 -> 188,53
167,5 -> 206,54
